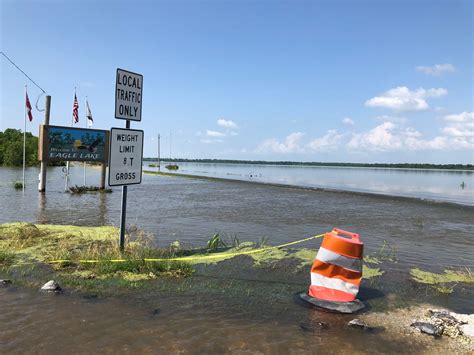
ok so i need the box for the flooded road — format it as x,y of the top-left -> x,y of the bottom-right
0,284 -> 427,354
147,162 -> 474,205
1,166 -> 473,352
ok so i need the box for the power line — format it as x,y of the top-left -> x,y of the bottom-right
1,51 -> 46,93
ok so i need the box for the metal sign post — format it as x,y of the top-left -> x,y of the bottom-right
112,68 -> 144,251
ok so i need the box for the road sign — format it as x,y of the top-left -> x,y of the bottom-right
108,127 -> 144,186
115,68 -> 143,121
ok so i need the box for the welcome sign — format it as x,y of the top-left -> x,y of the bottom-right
39,125 -> 109,162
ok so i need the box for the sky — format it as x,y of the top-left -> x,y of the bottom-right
1,0 -> 473,163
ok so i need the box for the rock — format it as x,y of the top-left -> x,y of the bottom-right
428,309 -> 460,324
0,279 -> 12,285
348,319 -> 369,329
40,280 -> 62,292
411,321 -> 444,337
461,324 -> 474,337
300,321 -> 329,332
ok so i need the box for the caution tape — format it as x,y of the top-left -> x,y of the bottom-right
48,233 -> 325,264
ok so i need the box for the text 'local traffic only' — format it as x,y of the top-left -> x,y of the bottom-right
115,69 -> 143,121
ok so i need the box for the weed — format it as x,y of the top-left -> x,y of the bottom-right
13,181 -> 23,190
207,233 -> 226,251
69,185 -> 112,193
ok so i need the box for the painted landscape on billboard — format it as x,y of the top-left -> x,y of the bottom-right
47,126 -> 106,162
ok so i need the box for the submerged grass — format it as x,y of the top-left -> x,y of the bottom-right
410,267 -> 474,294
69,185 -> 113,194
13,181 -> 23,190
0,223 -> 193,284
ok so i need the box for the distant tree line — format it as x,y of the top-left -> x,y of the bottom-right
143,157 -> 474,170
0,129 -> 64,167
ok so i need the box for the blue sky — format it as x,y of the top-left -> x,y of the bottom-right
1,0 -> 472,163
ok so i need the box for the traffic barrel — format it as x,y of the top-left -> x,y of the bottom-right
298,228 -> 365,313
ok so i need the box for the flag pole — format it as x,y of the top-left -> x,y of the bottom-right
65,87 -> 76,192
83,95 -> 87,186
22,85 -> 27,192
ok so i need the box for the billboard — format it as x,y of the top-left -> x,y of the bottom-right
40,125 -> 109,162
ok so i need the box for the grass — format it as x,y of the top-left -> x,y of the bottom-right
13,181 -> 23,190
0,223 -> 193,282
0,250 -> 15,266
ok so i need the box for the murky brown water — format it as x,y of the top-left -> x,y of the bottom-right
1,166 -> 473,352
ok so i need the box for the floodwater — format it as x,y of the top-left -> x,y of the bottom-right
1,165 -> 473,353
148,162 -> 474,206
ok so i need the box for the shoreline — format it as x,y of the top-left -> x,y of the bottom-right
143,160 -> 474,172
143,170 -> 474,209
1,222 -> 473,352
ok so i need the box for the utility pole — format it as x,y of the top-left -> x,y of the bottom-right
38,95 -> 51,192
157,133 -> 161,171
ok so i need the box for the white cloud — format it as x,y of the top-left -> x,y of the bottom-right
217,119 -> 238,129
342,117 -> 355,125
200,138 -> 223,144
444,111 -> 474,123
307,130 -> 343,151
206,130 -> 226,137
348,120 -> 473,152
375,115 -> 407,123
256,132 -> 305,153
442,111 -> 474,139
365,86 -> 447,111
416,63 -> 456,76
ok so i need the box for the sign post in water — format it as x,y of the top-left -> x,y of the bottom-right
110,68 -> 144,251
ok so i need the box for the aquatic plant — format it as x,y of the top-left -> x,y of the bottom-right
207,233 -> 226,251
148,163 -> 157,167
410,267 -> 474,294
410,267 -> 474,284
13,181 -> 23,190
165,164 -> 179,170
69,185 -> 112,194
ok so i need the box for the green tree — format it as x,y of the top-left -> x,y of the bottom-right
0,129 -> 39,167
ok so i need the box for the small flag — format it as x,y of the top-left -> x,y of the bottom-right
25,91 -> 33,122
72,94 -> 79,124
86,99 -> 93,127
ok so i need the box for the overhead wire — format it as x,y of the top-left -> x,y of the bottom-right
1,51 -> 47,111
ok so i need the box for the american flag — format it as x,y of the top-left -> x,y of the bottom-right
72,93 -> 79,124
25,91 -> 33,122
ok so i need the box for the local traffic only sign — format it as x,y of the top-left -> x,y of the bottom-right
115,68 -> 143,122
112,67 -> 144,251
108,128 -> 144,186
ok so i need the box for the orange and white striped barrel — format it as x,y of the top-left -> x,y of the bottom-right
308,228 -> 363,302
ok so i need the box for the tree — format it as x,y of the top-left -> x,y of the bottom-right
0,129 -> 39,167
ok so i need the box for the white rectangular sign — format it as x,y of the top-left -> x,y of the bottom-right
115,68 -> 143,121
108,128 -> 144,186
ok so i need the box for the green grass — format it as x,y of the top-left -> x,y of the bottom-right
0,250 -> 15,266
0,223 -> 193,282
